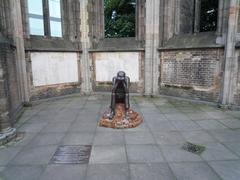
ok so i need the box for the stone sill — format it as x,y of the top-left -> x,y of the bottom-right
92,37 -> 144,52
158,45 -> 224,51
89,48 -> 145,52
24,37 -> 82,52
158,32 -> 224,51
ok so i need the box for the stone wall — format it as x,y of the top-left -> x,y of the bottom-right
27,52 -> 81,100
6,46 -> 22,122
234,51 -> 240,106
159,49 -> 224,102
92,52 -> 145,93
0,41 -> 12,130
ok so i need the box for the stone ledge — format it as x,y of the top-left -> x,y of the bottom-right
89,48 -> 145,52
91,37 -> 144,52
24,37 -> 82,52
158,32 -> 224,50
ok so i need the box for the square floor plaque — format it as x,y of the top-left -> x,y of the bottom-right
50,145 -> 92,164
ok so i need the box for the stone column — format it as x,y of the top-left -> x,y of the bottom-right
194,0 -> 200,33
144,0 -> 160,95
10,0 -> 30,103
221,0 -> 239,106
217,0 -> 224,35
79,0 -> 92,94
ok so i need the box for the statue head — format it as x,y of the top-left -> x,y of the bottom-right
117,71 -> 126,81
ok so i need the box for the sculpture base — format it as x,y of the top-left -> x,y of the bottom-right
99,103 -> 143,129
0,127 -> 16,146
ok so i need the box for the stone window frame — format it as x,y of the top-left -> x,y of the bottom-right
25,0 -> 64,38
89,0 -> 145,48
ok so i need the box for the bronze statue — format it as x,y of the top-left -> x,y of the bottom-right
99,71 -> 143,129
109,71 -> 130,120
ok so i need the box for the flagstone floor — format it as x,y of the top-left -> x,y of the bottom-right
1,95 -> 240,180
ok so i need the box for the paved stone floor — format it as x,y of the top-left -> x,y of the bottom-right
1,95 -> 240,180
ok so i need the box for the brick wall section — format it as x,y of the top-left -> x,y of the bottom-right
159,49 -> 224,102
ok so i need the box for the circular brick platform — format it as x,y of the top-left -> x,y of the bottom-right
99,103 -> 143,129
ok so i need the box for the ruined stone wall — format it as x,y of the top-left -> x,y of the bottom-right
92,52 -> 145,93
0,0 -> 23,124
159,49 -> 224,102
20,0 -> 82,100
0,43 -> 11,130
6,46 -> 22,121
234,50 -> 240,106
26,52 -> 81,101
0,40 -> 22,128
0,0 -> 11,36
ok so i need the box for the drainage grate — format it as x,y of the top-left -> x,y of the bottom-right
182,142 -> 206,155
50,145 -> 92,164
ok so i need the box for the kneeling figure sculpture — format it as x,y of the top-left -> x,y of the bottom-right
99,71 -> 143,129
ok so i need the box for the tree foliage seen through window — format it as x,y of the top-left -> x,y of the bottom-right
104,0 -> 135,38
200,0 -> 218,32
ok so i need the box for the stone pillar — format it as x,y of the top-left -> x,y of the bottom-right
0,38 -> 16,145
144,0 -> 160,95
194,0 -> 200,33
221,0 -> 239,106
79,0 -> 92,94
10,0 -> 30,103
217,0 -> 224,35
174,0 -> 180,35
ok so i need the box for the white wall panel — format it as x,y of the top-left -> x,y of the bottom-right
95,52 -> 139,82
31,52 -> 78,86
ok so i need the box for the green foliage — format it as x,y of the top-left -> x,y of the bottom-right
104,0 -> 135,38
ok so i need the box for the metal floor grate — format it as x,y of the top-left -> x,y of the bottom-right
50,145 -> 92,164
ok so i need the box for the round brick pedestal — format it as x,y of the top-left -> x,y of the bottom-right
99,103 -> 143,129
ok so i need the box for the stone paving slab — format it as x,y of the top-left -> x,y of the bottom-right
124,132 -> 155,145
1,165 -> 44,180
223,142 -> 240,156
169,162 -> 221,180
161,144 -> 203,162
181,130 -> 218,144
196,120 -> 227,130
200,142 -> 239,161
0,146 -> 23,166
39,164 -> 87,180
1,95 -> 240,180
153,131 -> 185,145
27,133 -> 65,147
61,132 -> 95,146
130,163 -> 176,180
9,145 -> 58,165
126,144 -> 164,163
93,132 -> 124,145
89,145 -> 127,164
86,164 -> 129,180
209,160 -> 240,180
